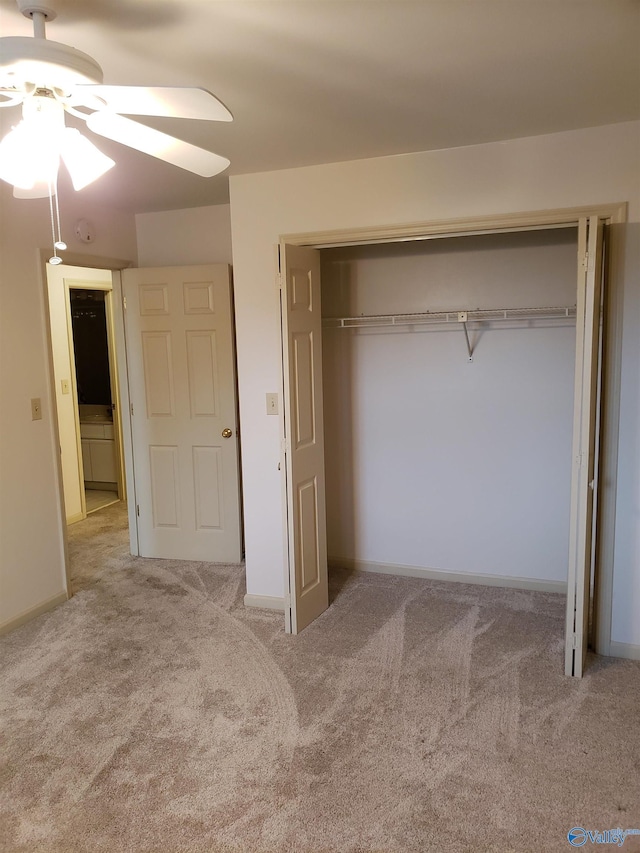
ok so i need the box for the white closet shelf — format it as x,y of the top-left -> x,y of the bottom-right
323,305 -> 577,329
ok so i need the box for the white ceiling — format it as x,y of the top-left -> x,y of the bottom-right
1,0 -> 639,213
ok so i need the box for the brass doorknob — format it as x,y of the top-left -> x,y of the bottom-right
222,428 -> 233,438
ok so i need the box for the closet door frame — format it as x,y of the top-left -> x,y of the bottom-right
279,202 -> 627,672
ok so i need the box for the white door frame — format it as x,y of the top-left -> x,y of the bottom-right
65,279 -> 127,507
279,202 -> 627,666
565,216 -> 605,677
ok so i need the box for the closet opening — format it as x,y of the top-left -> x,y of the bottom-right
278,204 -> 625,676
320,228 -> 579,602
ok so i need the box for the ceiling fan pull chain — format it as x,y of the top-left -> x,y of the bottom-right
53,182 -> 66,251
47,176 -> 63,265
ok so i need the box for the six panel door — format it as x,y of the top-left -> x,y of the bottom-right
123,265 -> 242,563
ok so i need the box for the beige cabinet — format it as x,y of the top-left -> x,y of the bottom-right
80,423 -> 117,485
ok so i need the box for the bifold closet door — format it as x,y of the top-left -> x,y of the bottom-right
280,243 -> 328,634
565,216 -> 604,677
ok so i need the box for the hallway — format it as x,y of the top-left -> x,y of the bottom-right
66,500 -> 129,592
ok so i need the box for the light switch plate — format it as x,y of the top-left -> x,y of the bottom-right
266,393 -> 278,415
31,398 -> 42,420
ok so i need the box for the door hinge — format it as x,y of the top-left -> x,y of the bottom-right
276,272 -> 282,290
136,504 -> 140,517
571,633 -> 577,649
123,295 -> 127,310
130,403 -> 134,417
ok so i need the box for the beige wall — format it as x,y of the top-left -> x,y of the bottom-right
0,182 -> 137,630
229,121 -> 640,650
135,205 -> 233,267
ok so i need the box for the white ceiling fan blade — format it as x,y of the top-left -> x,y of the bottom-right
76,86 -> 233,122
0,89 -> 24,108
86,112 -> 230,177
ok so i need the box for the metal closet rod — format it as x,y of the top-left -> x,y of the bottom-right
322,305 -> 577,329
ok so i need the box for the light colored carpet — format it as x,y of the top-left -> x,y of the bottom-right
1,503 -> 639,853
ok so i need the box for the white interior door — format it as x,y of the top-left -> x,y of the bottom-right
565,216 -> 604,677
123,264 -> 242,562
280,244 -> 328,633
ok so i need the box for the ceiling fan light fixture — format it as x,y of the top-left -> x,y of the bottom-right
13,180 -> 55,198
0,93 -> 62,188
0,117 -> 59,188
0,123 -> 36,188
60,127 -> 115,190
1,0 -> 234,210
0,93 -> 114,192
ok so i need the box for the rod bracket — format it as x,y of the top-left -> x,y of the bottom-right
458,312 -> 473,362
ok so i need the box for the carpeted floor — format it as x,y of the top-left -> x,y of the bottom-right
1,503 -> 639,853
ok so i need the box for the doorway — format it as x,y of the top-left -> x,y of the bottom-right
45,257 -> 245,589
279,204 -> 625,677
45,263 -> 127,525
70,287 -> 122,514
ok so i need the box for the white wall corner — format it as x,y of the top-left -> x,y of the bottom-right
608,641 -> 640,662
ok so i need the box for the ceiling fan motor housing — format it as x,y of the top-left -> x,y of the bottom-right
0,38 -> 104,91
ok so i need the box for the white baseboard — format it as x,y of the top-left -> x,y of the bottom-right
0,591 -> 69,636
244,593 -> 285,611
608,641 -> 640,662
66,511 -> 85,525
329,556 -> 567,594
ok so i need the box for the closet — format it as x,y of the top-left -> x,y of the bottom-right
319,228 -> 579,589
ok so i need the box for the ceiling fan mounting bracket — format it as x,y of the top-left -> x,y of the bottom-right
17,1 -> 57,23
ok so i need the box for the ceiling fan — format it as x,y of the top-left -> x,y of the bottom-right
0,0 -> 233,199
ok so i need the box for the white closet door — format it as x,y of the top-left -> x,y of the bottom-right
280,244 -> 328,633
123,264 -> 242,563
565,216 -> 604,677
